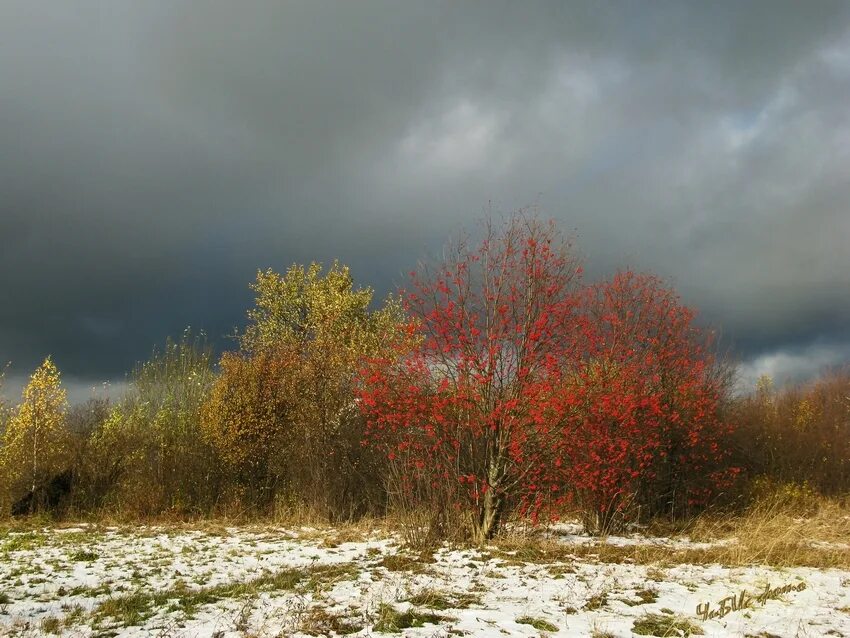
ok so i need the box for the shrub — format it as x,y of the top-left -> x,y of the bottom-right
551,272 -> 735,532
64,397 -> 115,512
732,370 -> 850,496
201,347 -> 301,508
90,330 -> 219,516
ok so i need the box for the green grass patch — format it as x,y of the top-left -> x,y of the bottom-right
373,603 -> 452,633
516,615 -> 559,632
70,549 -> 99,562
632,613 -> 704,636
93,563 -> 358,627
55,531 -> 104,547
2,532 -> 48,552
66,583 -> 112,597
96,592 -> 152,627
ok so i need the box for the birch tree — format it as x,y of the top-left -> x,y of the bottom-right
2,357 -> 69,495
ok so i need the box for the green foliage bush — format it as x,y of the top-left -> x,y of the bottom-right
86,330 -> 220,516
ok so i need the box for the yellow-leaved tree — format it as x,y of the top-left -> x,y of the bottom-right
0,362 -> 8,437
1,357 -> 69,502
0,364 -> 9,507
203,262 -> 409,517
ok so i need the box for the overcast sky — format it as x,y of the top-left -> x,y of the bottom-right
1,1 -> 849,402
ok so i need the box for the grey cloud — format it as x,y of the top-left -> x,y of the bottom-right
1,372 -> 123,410
736,340 -> 850,391
0,1 -> 848,393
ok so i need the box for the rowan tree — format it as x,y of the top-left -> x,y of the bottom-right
549,271 -> 735,532
358,214 -> 585,541
1,357 -> 70,501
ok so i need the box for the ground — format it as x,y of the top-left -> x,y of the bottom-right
0,523 -> 848,637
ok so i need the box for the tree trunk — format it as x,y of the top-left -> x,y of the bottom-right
32,416 -> 38,494
474,459 -> 506,543
475,489 -> 504,543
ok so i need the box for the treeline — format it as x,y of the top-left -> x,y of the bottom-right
0,214 -> 847,539
730,374 -> 850,498
0,262 -> 400,522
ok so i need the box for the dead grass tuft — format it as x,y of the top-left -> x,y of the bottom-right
632,612 -> 703,636
379,551 -> 436,573
297,606 -> 363,636
406,588 -> 480,610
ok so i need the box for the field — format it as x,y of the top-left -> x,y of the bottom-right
1,517 -> 849,638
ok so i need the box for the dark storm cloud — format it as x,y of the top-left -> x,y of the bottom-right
1,0 -> 849,400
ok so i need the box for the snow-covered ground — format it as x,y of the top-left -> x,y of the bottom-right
0,524 -> 848,637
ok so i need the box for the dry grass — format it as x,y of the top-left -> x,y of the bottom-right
379,552 -> 436,573
493,495 -> 850,569
682,494 -> 850,568
0,508 -> 395,547
296,606 -> 363,636
574,540 -> 849,570
405,588 -> 481,610
4,493 -> 848,569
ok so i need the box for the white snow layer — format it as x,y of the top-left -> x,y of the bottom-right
0,524 -> 847,637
